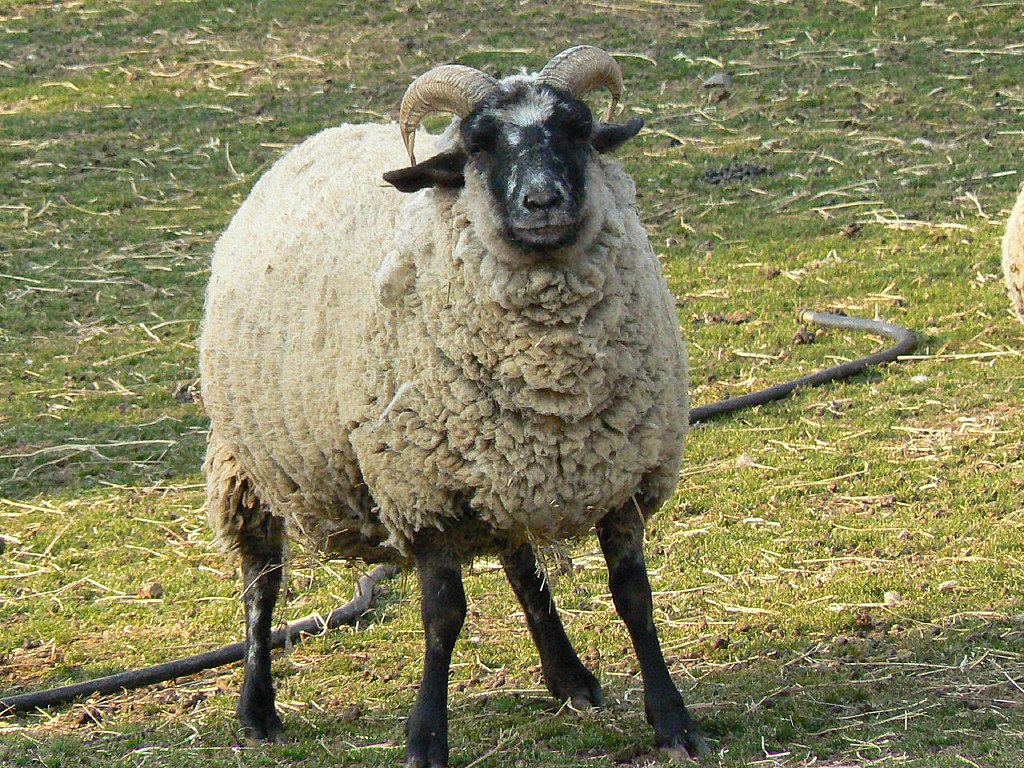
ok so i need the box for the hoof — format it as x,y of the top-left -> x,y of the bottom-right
659,731 -> 708,762
405,757 -> 447,768
404,741 -> 448,768
240,717 -> 284,745
548,664 -> 603,709
648,698 -> 706,760
237,693 -> 284,744
405,711 -> 448,768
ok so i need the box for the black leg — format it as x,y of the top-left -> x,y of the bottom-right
236,510 -> 285,743
406,530 -> 466,768
500,543 -> 602,708
596,501 -> 706,758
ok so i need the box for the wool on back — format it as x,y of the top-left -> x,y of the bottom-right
201,124 -> 429,554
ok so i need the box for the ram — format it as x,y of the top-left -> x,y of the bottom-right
200,46 -> 704,765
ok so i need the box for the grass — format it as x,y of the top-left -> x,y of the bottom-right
1,1 -> 1023,766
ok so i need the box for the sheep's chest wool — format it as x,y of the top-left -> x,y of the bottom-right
351,158 -> 688,554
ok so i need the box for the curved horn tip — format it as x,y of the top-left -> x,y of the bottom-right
403,130 -> 417,165
397,64 -> 497,166
603,96 -> 620,122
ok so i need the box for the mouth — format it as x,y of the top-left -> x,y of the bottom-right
508,221 -> 580,251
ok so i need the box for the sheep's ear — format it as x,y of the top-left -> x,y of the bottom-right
591,115 -> 644,154
383,150 -> 467,193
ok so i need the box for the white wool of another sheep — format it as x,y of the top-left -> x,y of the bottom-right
200,120 -> 688,560
1003,184 -> 1024,322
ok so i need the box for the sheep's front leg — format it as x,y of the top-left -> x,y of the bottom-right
406,529 -> 466,768
236,512 -> 286,743
597,502 -> 706,758
500,543 -> 602,708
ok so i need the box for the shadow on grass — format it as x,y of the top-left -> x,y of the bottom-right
3,612 -> 1023,767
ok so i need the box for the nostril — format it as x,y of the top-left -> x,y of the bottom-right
523,187 -> 562,211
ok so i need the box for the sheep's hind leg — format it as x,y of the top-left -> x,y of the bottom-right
406,529 -> 466,768
500,543 -> 602,708
597,501 -> 706,759
236,510 -> 286,743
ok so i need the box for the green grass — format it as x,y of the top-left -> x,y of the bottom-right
2,1 -> 1023,766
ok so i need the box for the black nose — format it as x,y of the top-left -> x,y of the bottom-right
522,186 -> 563,211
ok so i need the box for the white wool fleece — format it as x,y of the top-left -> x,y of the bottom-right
1003,185 -> 1024,323
201,122 -> 688,560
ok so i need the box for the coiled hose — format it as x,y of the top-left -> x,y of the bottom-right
689,310 -> 918,423
1,310 -> 917,715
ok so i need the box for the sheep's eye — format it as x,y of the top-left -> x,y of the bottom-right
564,116 -> 592,142
552,104 -> 592,143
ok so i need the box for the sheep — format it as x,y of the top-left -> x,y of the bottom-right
1003,184 -> 1024,322
199,46 -> 705,765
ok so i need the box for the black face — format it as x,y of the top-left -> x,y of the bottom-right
382,82 -> 645,255
460,85 -> 593,252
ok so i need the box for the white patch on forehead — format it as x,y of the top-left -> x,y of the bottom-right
495,89 -> 556,128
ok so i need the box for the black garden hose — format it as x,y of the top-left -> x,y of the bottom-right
689,310 -> 918,423
0,564 -> 398,714
1,311 -> 917,715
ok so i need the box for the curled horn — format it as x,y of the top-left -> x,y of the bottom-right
398,65 -> 497,164
536,45 -> 624,121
